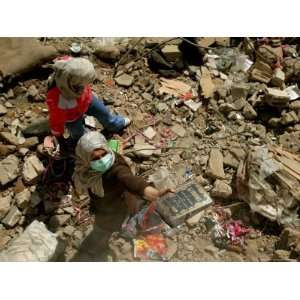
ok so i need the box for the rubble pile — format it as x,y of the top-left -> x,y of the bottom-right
1,37 -> 300,261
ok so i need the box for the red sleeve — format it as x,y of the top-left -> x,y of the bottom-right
46,93 -> 65,136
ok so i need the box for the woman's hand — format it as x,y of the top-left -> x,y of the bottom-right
143,186 -> 175,202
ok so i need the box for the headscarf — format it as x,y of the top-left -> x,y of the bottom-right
52,57 -> 96,100
72,131 -> 115,198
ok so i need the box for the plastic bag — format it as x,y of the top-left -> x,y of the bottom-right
121,203 -> 166,239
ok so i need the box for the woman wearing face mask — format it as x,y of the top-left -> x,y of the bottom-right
46,56 -> 131,145
73,131 -> 174,214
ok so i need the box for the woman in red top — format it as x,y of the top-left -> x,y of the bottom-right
46,56 -> 130,142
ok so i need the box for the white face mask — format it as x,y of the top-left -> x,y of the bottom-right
90,153 -> 114,173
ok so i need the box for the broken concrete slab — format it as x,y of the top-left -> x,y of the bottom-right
22,117 -> 50,136
94,45 -> 120,62
171,123 -> 186,137
272,68 -> 285,87
250,60 -> 273,83
0,132 -> 21,146
18,147 -> 29,156
224,152 -> 239,169
22,137 -> 39,149
265,87 -> 289,107
215,37 -> 230,47
133,143 -> 160,158
143,126 -> 157,140
0,104 -> 8,116
0,220 -> 59,261
0,144 -> 16,156
141,92 -> 153,102
233,98 -> 247,111
231,83 -> 250,100
198,37 -> 216,48
211,180 -> 232,199
243,103 -> 257,120
156,102 -> 169,113
115,74 -> 134,87
281,111 -> 299,125
184,99 -> 202,112
30,191 -> 42,208
0,155 -> 20,185
186,211 -> 205,227
272,250 -> 291,261
159,78 -> 191,98
148,167 -> 177,190
2,206 -> 22,227
22,155 -> 45,184
200,66 -> 215,98
229,147 -> 247,160
206,148 -> 226,179
236,145 -> 300,224
63,225 -> 76,236
0,38 -> 58,78
15,189 -> 31,210
0,230 -> 11,250
161,44 -> 182,61
289,100 -> 300,110
27,85 -> 39,98
49,214 -> 71,229
0,195 -> 12,220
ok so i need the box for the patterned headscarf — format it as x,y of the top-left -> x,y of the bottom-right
72,131 -> 115,198
53,57 -> 96,99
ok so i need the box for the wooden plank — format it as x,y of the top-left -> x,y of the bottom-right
270,145 -> 300,164
159,78 -> 191,97
278,160 -> 300,182
276,155 -> 300,176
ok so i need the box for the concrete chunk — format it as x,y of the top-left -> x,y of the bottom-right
243,103 -> 257,120
94,45 -> 120,62
0,145 -> 16,156
272,68 -> 285,87
250,60 -> 273,83
281,111 -> 299,125
49,214 -> 71,229
0,195 -> 12,220
0,104 -> 8,116
206,148 -> 225,179
0,155 -> 20,185
22,155 -> 45,184
0,132 -> 20,146
143,126 -> 157,140
211,180 -> 232,199
171,124 -> 186,137
265,87 -> 289,107
115,74 -> 134,87
2,206 -> 22,227
15,189 -> 31,210
186,211 -> 205,227
161,44 -> 181,61
231,83 -> 249,100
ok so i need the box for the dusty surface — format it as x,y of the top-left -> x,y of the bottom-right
1,37 -> 300,262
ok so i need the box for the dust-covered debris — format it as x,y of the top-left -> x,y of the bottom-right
1,37 -> 300,262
